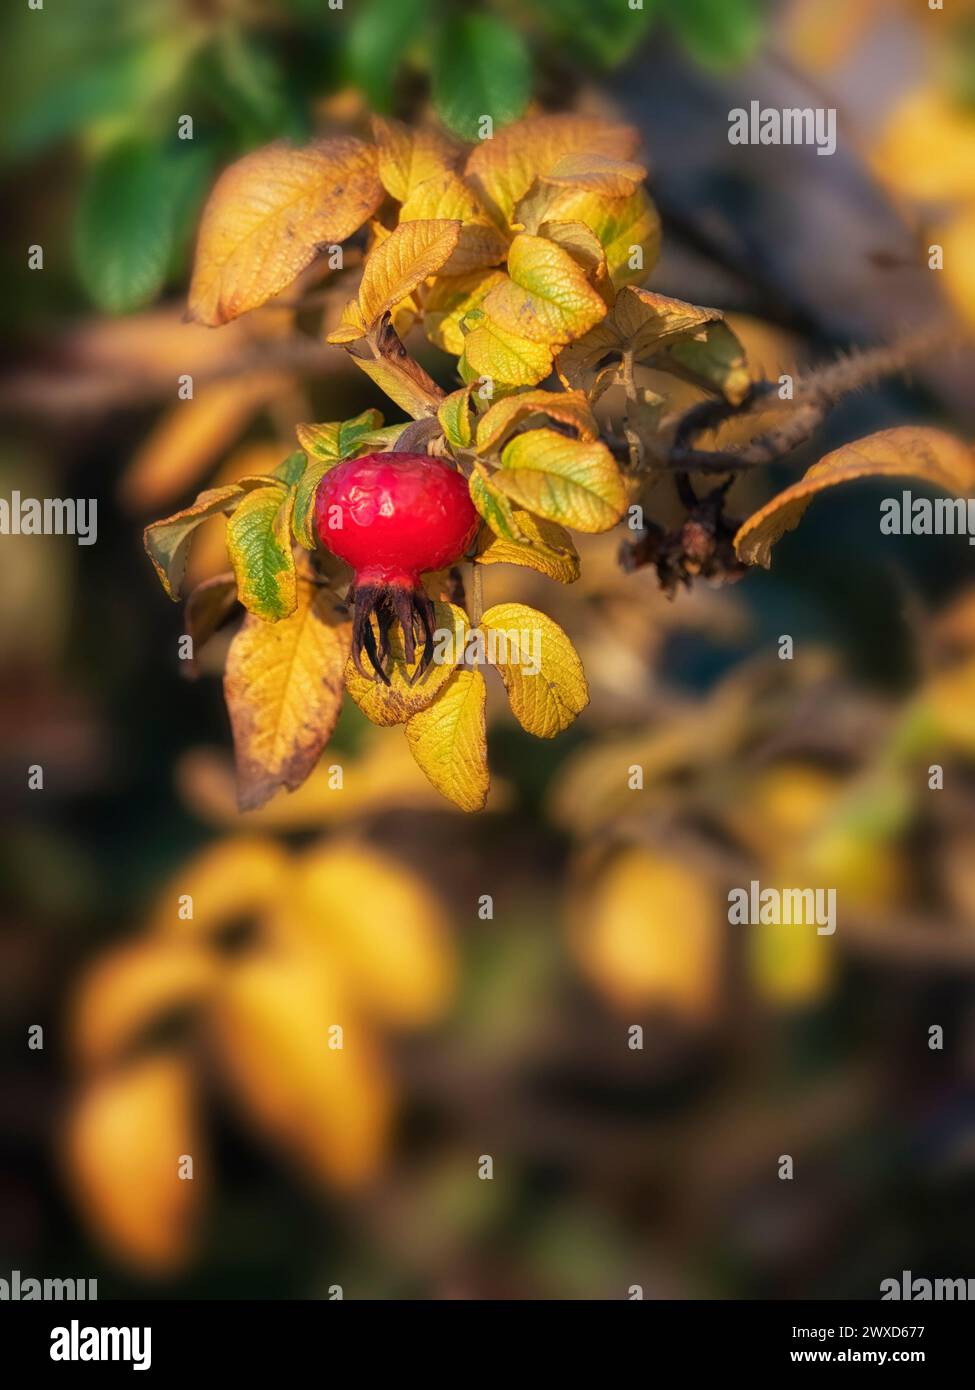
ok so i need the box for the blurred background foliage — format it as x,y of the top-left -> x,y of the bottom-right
2,0 -> 975,1299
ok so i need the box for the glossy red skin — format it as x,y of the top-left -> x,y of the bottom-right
314,452 -> 478,588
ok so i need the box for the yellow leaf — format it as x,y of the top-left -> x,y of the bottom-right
569,848 -> 721,1021
188,138 -> 383,326
481,601 -> 588,736
481,233 -> 607,345
225,482 -> 297,621
324,297 -> 368,345
224,576 -> 351,809
735,426 -> 975,567
423,267 -> 506,355
209,949 -> 391,1188
121,371 -> 287,513
357,218 -> 462,329
65,1054 -> 203,1275
747,884 -> 834,1007
555,288 -> 726,392
536,219 -> 608,283
462,316 -> 554,387
345,601 -> 468,726
475,387 -> 597,454
399,172 -> 509,275
405,668 -> 489,811
476,510 -> 580,584
939,205 -> 975,332
465,113 -> 640,227
69,938 -> 216,1072
350,347 -> 446,420
517,185 -> 660,287
496,427 -> 626,532
871,85 -> 975,203
469,460 -> 525,541
541,151 -> 647,198
144,480 -> 267,601
371,115 -> 463,202
147,836 -> 289,939
291,839 -> 455,1027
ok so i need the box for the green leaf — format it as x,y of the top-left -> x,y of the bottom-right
295,409 -> 384,463
292,458 -> 336,551
144,482 -> 263,601
347,0 -> 431,111
665,0 -> 764,70
73,138 -> 177,313
226,484 -> 298,622
432,15 -> 532,142
273,451 -> 308,487
469,463 -> 525,543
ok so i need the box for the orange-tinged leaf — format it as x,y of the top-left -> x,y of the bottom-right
64,1054 -> 204,1276
357,218 -> 462,329
291,840 -> 455,1027
526,185 -> 661,287
208,949 -> 391,1189
69,938 -> 216,1072
536,220 -> 608,283
735,426 -> 975,567
541,151 -> 647,198
224,576 -> 352,810
475,387 -> 598,454
570,848 -> 721,1021
345,601 -> 468,726
465,113 -> 640,227
188,138 -> 383,326
405,668 -> 489,811
481,601 -> 588,736
496,428 -> 626,533
399,172 -> 509,275
121,371 -> 287,513
371,115 -> 464,202
482,233 -> 607,346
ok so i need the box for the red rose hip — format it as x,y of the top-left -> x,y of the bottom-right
314,451 -> 478,684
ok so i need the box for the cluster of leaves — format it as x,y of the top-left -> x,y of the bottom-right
1,0 -> 765,317
65,833 -> 454,1275
145,108 -> 975,815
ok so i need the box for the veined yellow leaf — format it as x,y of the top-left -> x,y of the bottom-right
405,668 -> 489,811
345,601 -> 468,726
224,577 -> 351,809
462,315 -> 554,388
482,233 -> 607,346
481,601 -> 588,736
188,138 -> 383,326
527,185 -> 661,287
469,461 -> 525,541
496,428 -> 626,533
476,510 -> 580,584
438,387 -> 475,449
475,387 -> 597,454
357,218 -> 462,329
371,115 -> 463,202
399,172 -> 509,275
225,482 -> 297,621
735,426 -> 975,568
541,152 -> 647,198
421,267 -> 505,355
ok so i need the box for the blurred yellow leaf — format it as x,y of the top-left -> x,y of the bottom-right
345,601 -> 467,726
465,113 -> 640,227
208,949 -> 391,1188
939,205 -> 975,331
475,387 -> 598,454
496,428 -> 626,533
476,509 -> 581,584
570,848 -> 721,1021
70,938 -> 216,1073
147,836 -> 288,939
481,234 -> 608,346
481,601 -> 589,735
405,668 -> 490,811
188,139 -> 383,326
371,115 -> 463,202
291,840 -> 455,1027
735,426 -> 975,567
872,86 -> 975,203
748,905 -> 833,1008
65,1053 -> 203,1275
224,577 -> 351,810
355,218 -> 462,330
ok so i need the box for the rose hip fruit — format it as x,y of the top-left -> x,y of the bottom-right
314,451 -> 478,685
